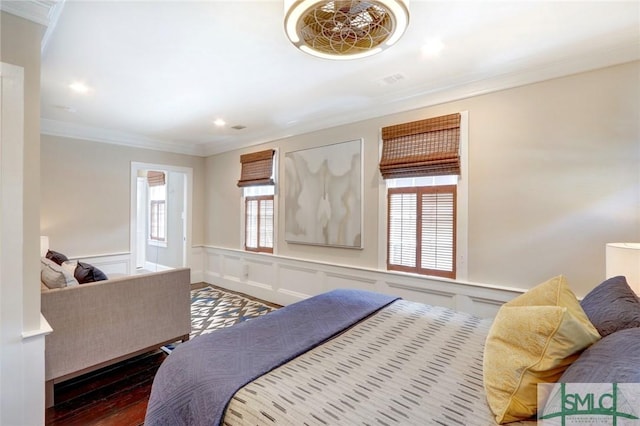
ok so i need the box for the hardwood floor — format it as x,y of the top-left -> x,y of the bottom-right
45,284 -> 281,425
45,350 -> 167,426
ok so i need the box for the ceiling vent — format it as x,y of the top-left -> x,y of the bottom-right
376,72 -> 406,86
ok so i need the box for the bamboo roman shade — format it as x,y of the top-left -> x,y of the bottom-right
147,171 -> 166,187
379,113 -> 461,179
237,149 -> 275,187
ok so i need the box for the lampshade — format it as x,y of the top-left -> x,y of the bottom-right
40,236 -> 50,257
284,0 -> 410,60
606,242 -> 640,294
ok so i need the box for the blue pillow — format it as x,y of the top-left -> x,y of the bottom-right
580,276 -> 640,337
560,327 -> 640,383
74,261 -> 108,284
46,249 -> 68,266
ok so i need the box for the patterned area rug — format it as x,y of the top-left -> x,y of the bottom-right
190,286 -> 278,338
162,286 -> 278,353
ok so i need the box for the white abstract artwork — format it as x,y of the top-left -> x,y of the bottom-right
284,139 -> 362,248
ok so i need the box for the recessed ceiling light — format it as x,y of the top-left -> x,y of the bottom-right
213,118 -> 226,127
68,81 -> 91,94
421,38 -> 444,57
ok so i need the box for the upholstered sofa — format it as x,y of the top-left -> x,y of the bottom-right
41,267 -> 192,407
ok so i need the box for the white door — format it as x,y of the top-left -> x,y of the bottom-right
130,162 -> 193,273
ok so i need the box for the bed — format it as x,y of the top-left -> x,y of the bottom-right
145,276 -> 640,425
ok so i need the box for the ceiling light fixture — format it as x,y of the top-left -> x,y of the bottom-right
213,118 -> 226,127
284,0 -> 409,60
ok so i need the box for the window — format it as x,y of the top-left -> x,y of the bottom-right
148,171 -> 167,245
387,179 -> 456,278
150,200 -> 166,241
380,113 -> 462,279
245,191 -> 274,253
238,149 -> 276,253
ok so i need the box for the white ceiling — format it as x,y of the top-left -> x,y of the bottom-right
36,1 -> 640,157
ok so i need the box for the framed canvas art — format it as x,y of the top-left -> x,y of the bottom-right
284,139 -> 363,248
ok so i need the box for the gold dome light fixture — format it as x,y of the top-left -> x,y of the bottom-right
284,0 -> 410,60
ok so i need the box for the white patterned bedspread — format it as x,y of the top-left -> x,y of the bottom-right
223,300 -> 536,426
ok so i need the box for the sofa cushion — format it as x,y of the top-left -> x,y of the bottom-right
580,275 -> 640,337
41,257 -> 79,289
74,261 -> 108,284
46,249 -> 69,266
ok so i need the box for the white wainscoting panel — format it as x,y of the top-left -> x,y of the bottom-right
205,250 -> 223,280
278,264 -> 322,301
200,246 -> 527,318
190,246 -> 204,283
245,258 -> 275,290
73,253 -> 131,276
74,249 -> 205,284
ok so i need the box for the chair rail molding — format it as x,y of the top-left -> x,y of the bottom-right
200,246 -> 526,318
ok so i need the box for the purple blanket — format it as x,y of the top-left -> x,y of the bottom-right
144,289 -> 398,426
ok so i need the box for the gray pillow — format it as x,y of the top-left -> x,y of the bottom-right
580,276 -> 640,337
559,327 -> 640,383
41,257 -> 79,289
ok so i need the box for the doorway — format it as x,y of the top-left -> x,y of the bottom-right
130,162 -> 193,273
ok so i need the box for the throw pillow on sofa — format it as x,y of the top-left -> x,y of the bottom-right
74,261 -> 108,284
46,249 -> 69,266
41,257 -> 79,289
61,260 -> 77,276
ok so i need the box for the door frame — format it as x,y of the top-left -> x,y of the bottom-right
130,162 -> 193,273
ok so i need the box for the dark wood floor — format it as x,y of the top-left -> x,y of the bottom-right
45,284 -> 281,425
45,350 -> 167,426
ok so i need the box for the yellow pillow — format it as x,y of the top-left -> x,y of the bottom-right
483,275 -> 600,424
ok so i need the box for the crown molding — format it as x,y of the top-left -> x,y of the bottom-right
0,0 -> 59,26
1,0 -> 65,52
41,41 -> 639,159
41,118 -> 207,157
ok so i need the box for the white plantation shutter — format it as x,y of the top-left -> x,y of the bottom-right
388,191 -> 417,268
420,188 -> 455,275
150,200 -> 166,241
246,199 -> 258,249
259,198 -> 274,249
387,186 -> 456,278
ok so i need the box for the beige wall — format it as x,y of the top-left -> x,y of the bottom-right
1,10 -> 46,425
205,61 -> 640,297
40,135 -> 206,257
1,11 -> 43,330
